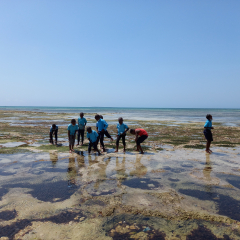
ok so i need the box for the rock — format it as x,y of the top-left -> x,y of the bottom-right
148,184 -> 155,188
115,225 -> 130,234
130,225 -> 136,230
79,217 -> 85,222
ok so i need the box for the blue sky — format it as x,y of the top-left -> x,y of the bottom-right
0,1 -> 239,108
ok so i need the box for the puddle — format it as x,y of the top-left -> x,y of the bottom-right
122,178 -> 162,190
186,225 -> 231,240
0,209 -> 17,221
2,180 -> 80,203
179,189 -> 240,221
0,142 -> 26,148
0,219 -> 32,239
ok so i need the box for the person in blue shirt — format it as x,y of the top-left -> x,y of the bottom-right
203,114 -> 214,153
68,119 -> 79,153
87,127 -> 100,155
99,115 -> 113,140
49,124 -> 58,145
77,112 -> 87,146
96,115 -> 113,142
115,117 -> 129,152
95,114 -> 112,152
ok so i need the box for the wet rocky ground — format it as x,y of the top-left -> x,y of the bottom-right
0,110 -> 240,239
1,147 -> 240,239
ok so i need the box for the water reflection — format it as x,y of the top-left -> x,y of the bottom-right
49,152 -> 58,167
67,155 -> 86,188
67,157 -> 78,187
115,156 -> 127,180
94,157 -> 111,189
203,154 -> 213,194
129,154 -> 147,178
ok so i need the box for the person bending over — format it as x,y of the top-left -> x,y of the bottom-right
99,115 -> 113,141
95,114 -> 111,152
130,128 -> 148,154
49,124 -> 58,145
87,127 -> 101,155
115,117 -> 129,152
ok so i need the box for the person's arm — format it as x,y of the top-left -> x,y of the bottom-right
104,121 -> 108,131
75,126 -> 78,135
68,130 -> 70,140
135,130 -> 140,142
125,128 -> 129,134
124,125 -> 129,134
85,118 -> 87,126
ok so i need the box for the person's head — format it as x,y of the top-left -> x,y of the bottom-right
87,126 -> 92,133
95,114 -> 100,121
118,117 -> 123,124
52,124 -> 56,130
71,119 -> 76,125
80,112 -> 84,118
206,114 -> 212,120
130,129 -> 135,134
100,115 -> 103,119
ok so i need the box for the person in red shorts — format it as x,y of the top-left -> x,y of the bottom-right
130,128 -> 148,154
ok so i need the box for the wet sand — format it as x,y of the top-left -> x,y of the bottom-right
1,110 -> 240,239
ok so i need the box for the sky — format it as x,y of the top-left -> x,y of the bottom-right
0,0 -> 239,108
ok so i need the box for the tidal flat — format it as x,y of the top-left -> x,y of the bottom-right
1,110 -> 240,239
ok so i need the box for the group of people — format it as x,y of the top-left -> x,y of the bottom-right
50,112 -> 214,155
49,112 -> 149,154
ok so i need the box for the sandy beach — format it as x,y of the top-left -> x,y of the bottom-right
1,109 -> 240,239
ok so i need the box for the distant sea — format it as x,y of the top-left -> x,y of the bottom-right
0,106 -> 240,126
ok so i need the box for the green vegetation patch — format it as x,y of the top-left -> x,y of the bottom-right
0,147 -> 31,154
183,144 -> 205,149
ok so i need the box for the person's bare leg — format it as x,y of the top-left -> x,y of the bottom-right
115,145 -> 119,152
206,141 -> 211,153
123,145 -> 126,152
209,141 -> 212,152
97,148 -> 101,155
139,145 -> 144,154
69,144 -> 72,153
134,145 -> 139,152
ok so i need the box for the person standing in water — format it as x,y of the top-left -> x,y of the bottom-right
203,114 -> 214,154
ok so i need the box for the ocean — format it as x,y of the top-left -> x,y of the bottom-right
0,106 -> 240,126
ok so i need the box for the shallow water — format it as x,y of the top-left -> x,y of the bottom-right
1,147 -> 240,239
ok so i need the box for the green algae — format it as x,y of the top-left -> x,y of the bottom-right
184,144 -> 205,149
